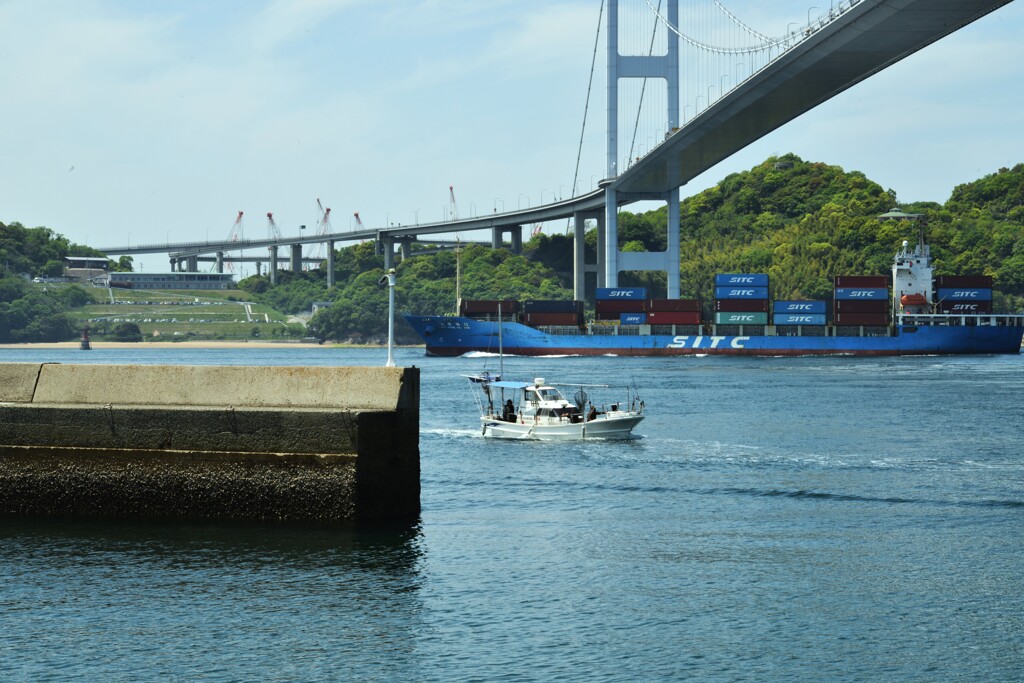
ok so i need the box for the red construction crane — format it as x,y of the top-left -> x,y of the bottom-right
227,211 -> 244,242
311,199 -> 332,261
223,211 -> 244,273
266,212 -> 282,240
448,185 -> 459,221
353,212 -> 364,231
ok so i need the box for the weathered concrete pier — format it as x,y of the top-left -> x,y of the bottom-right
0,363 -> 419,522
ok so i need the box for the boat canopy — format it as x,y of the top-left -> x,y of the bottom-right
464,374 -> 532,390
485,380 -> 532,390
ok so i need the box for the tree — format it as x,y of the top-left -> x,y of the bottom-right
111,322 -> 143,342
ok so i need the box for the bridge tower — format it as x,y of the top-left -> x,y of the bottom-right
604,0 -> 680,297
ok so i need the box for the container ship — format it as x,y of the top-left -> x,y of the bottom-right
404,235 -> 1024,357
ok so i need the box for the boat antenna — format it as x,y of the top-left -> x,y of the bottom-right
498,303 -> 504,375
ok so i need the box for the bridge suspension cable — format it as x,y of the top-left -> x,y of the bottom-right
570,0 -> 604,202
642,0 -> 792,54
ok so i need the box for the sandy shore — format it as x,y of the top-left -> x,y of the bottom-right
0,341 -> 373,350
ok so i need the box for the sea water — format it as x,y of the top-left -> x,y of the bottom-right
1,347 -> 1022,681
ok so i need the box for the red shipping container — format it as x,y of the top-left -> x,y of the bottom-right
525,312 -> 581,326
646,298 -> 700,312
938,301 -> 993,314
715,299 -> 769,312
834,275 -> 889,287
834,312 -> 890,326
833,299 -> 889,313
934,274 -> 993,288
595,299 -> 646,314
647,311 -> 701,325
460,299 -> 519,315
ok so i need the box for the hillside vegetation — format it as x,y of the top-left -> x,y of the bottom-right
3,155 -> 1023,343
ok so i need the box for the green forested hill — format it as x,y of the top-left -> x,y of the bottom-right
4,155 -> 1024,343
610,155 -> 1024,307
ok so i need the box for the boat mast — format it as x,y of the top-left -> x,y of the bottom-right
498,303 -> 505,409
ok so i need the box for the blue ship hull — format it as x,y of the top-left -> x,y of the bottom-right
404,315 -> 1024,357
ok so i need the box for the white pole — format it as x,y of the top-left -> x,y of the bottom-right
385,268 -> 396,367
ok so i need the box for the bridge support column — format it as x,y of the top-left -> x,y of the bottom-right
327,241 -> 336,288
380,236 -> 395,271
666,188 -> 680,298
491,227 -> 502,250
269,246 -> 278,285
573,212 -> 587,300
603,189 -> 617,288
215,252 -> 224,273
187,255 -> 198,272
399,237 -> 413,261
290,244 -> 302,272
509,226 -> 522,254
169,257 -> 177,271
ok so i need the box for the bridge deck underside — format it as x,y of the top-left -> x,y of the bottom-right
613,0 -> 1013,195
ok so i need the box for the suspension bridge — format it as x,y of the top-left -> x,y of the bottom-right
99,0 -> 1014,296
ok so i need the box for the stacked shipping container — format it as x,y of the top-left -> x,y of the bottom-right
833,275 -> 890,326
934,275 -> 993,314
773,300 -> 827,326
713,274 -> 769,325
595,287 -> 646,322
646,297 -> 701,325
522,299 -> 584,327
459,300 -> 520,319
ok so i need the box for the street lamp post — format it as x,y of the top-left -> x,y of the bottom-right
518,194 -> 530,209
381,268 -> 397,367
493,198 -> 504,213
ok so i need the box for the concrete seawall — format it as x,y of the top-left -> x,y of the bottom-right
0,363 -> 419,522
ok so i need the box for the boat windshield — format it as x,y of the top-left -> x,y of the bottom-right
534,388 -> 563,401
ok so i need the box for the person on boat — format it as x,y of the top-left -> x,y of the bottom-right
587,405 -> 597,422
503,399 -> 515,422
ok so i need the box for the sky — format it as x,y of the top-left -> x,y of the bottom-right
2,0 -> 1023,272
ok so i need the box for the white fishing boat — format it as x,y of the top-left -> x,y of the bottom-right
467,373 -> 645,440
463,301 -> 644,439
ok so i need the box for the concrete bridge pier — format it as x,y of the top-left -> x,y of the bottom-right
399,237 -> 413,261
327,240 -> 336,288
377,234 -> 396,271
169,257 -> 178,271
187,255 -> 199,272
290,244 -> 303,272
573,211 -> 603,301
215,251 -> 224,273
613,188 -> 682,298
490,226 -> 523,254
269,245 -> 279,285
